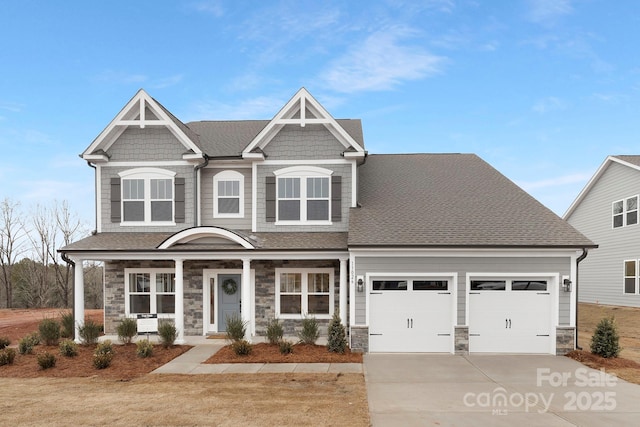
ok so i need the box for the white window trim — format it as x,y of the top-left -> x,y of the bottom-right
213,170 -> 244,218
119,168 -> 176,226
275,268 -> 334,319
612,195 -> 639,229
623,259 -> 638,295
274,166 -> 333,225
124,268 -> 176,318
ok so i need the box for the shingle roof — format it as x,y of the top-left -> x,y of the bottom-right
613,155 -> 640,167
348,153 -> 595,248
60,232 -> 348,252
185,119 -> 365,157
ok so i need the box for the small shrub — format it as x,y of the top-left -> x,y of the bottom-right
39,318 -> 61,346
0,336 -> 10,350
79,320 -> 102,345
279,340 -> 293,355
327,313 -> 347,354
0,348 -> 16,366
298,316 -> 319,345
266,318 -> 284,345
93,340 -> 114,369
225,313 -> 247,342
59,339 -> 78,357
116,317 -> 138,344
136,339 -> 154,358
59,311 -> 74,338
231,339 -> 253,356
158,321 -> 178,348
18,333 -> 40,355
37,352 -> 56,370
591,316 -> 620,358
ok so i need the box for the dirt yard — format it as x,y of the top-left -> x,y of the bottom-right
0,309 -> 370,426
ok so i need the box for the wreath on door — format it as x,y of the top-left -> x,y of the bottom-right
222,278 -> 238,295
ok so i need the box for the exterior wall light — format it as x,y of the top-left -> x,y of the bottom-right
562,278 -> 572,292
357,277 -> 364,293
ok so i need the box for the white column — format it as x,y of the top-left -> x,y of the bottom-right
339,258 -> 348,325
73,258 -> 85,344
174,258 -> 185,344
242,258 -> 252,341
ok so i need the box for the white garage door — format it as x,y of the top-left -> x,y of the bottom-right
469,278 -> 552,354
369,277 -> 453,352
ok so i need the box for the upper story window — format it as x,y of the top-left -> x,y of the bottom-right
613,195 -> 638,228
119,168 -> 176,225
274,166 -> 332,224
213,170 -> 244,218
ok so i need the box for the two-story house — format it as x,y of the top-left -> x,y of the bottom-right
565,155 -> 640,308
61,88 -> 595,355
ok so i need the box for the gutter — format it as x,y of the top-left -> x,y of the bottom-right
575,248 -> 589,350
193,154 -> 210,225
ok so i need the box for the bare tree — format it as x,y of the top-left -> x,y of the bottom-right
84,261 -> 104,309
0,198 -> 26,308
53,201 -> 84,307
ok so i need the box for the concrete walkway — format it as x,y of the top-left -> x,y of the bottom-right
149,337 -> 363,375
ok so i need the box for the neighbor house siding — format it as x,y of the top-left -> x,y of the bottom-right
99,165 -> 195,232
200,167 -> 252,229
255,163 -> 352,232
353,256 -> 571,326
106,127 -> 188,161
262,124 -> 347,160
567,162 -> 640,307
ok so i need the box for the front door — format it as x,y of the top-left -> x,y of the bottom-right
217,274 -> 241,332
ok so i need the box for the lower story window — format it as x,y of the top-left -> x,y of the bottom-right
126,269 -> 175,315
276,268 -> 334,318
624,260 -> 638,294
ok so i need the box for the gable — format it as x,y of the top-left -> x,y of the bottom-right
107,127 -> 189,161
242,88 -> 365,159
262,124 -> 348,160
82,89 -> 202,163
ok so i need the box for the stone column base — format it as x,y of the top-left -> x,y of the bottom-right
350,326 -> 369,353
556,326 -> 575,355
455,326 -> 469,355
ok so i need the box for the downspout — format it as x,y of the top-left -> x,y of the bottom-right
86,161 -> 97,234
193,154 -> 210,226
575,248 -> 589,350
61,253 -> 77,340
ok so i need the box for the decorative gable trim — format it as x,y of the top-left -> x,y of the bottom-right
157,227 -> 255,250
242,88 -> 365,158
82,89 -> 202,162
564,156 -> 640,219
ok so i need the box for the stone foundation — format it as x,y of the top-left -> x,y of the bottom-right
455,326 -> 469,355
350,326 -> 369,353
556,326 -> 575,355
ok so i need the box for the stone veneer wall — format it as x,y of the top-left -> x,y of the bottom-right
455,326 -> 469,355
556,326 -> 576,355
350,326 -> 369,353
103,259 -> 343,338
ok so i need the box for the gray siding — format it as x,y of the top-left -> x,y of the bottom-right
354,255 -> 571,326
100,165 -> 195,232
263,124 -> 347,160
567,162 -> 640,307
200,167 -> 252,229
255,163 -> 352,232
107,127 -> 188,161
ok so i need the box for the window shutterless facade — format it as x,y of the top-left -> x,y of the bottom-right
613,195 -> 638,228
275,268 -> 334,318
119,168 -> 176,225
213,170 -> 244,218
125,269 -> 176,316
624,260 -> 638,294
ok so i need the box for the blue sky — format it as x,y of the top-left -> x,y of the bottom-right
1,0 -> 639,228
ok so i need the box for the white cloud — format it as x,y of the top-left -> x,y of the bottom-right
186,95 -> 286,121
0,101 -> 23,113
320,28 -> 446,93
94,70 -> 148,85
517,172 -> 592,191
191,1 -> 224,17
150,74 -> 184,89
532,96 -> 567,114
527,0 -> 572,24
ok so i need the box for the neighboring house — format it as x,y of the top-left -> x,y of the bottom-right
565,155 -> 640,308
60,88 -> 594,355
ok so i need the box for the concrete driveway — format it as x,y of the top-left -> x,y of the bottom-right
364,354 -> 640,426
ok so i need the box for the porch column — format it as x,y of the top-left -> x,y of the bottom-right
241,258 -> 251,340
339,258 -> 348,326
174,258 -> 185,344
73,258 -> 85,344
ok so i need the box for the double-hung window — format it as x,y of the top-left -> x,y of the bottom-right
126,269 -> 176,315
274,167 -> 332,224
624,260 -> 638,294
119,168 -> 176,225
276,268 -> 334,318
613,196 -> 638,228
213,170 -> 244,218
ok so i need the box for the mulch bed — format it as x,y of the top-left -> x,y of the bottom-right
566,350 -> 640,370
0,343 -> 191,380
205,342 -> 363,364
